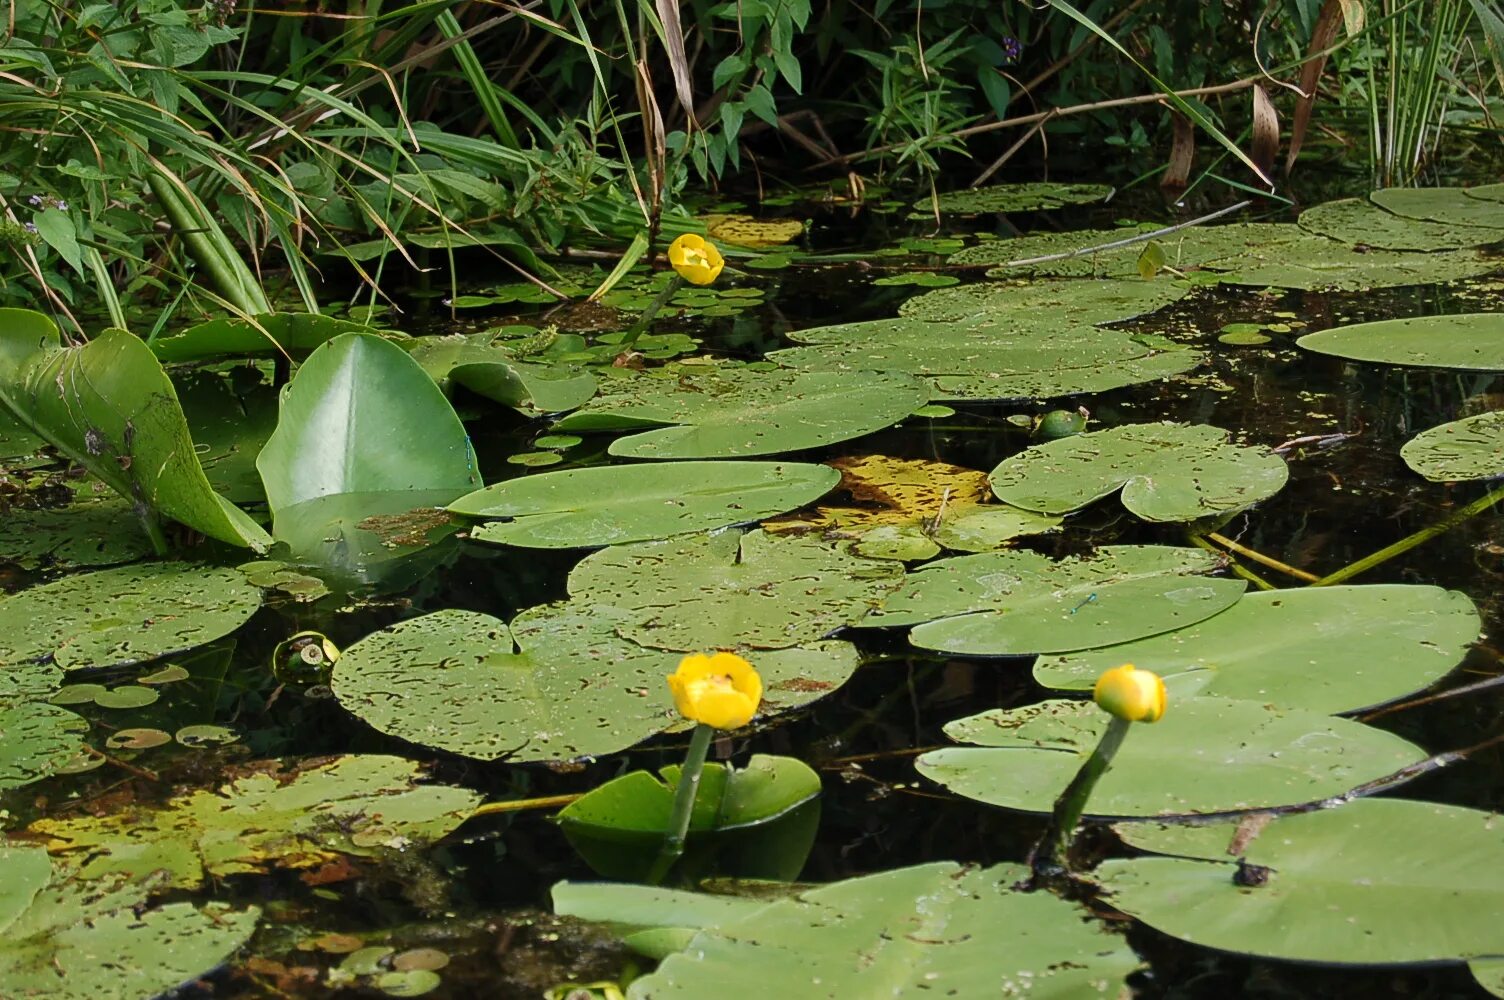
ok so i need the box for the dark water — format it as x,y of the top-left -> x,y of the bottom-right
16,191 -> 1504,999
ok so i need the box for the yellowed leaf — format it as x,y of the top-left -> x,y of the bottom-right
702,214 -> 805,248
764,455 -> 990,536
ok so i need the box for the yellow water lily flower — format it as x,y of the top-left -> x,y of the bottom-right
1093,663 -> 1167,723
667,651 -> 761,729
667,233 -> 725,286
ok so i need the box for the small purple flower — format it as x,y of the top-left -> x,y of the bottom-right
23,222 -> 37,233
54,199 -> 67,210
1001,36 -> 1023,62
26,194 -> 41,207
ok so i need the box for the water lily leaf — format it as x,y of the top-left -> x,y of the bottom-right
267,489 -> 463,587
1402,411 -> 1504,481
1101,799 -> 1504,963
920,182 -> 1114,214
762,455 -> 1060,551
150,312 -> 379,363
860,545 -> 1243,655
947,223 -> 1299,279
0,403 -> 45,463
30,755 -> 480,889
0,562 -> 262,671
1475,960 -> 1504,998
174,369 -> 279,504
1209,235 -> 1494,291
554,367 -> 929,459
558,754 -> 821,882
0,844 -> 259,1000
606,862 -> 1139,998
987,422 -> 1288,522
408,335 -> 596,416
1297,313 -> 1504,370
703,214 -> 805,247
257,333 -> 480,518
918,697 -> 1425,817
0,309 -> 268,549
567,529 -> 905,651
553,881 -> 771,955
1033,585 -> 1479,713
0,496 -> 153,570
892,276 -> 1189,325
1299,197 -> 1504,250
333,603 -> 860,761
772,323 -> 1202,402
452,461 -> 840,548
1370,187 -> 1504,229
0,702 -> 89,793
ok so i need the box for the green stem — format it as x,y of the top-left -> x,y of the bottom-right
620,274 -> 685,352
1313,481 -> 1504,587
1035,715 -> 1131,874
646,723 -> 714,885
138,509 -> 169,558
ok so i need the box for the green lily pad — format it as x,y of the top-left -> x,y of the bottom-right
450,461 -> 840,548
31,754 -> 481,888
558,754 -> 821,882
0,701 -> 89,793
860,545 -> 1244,655
1209,235 -> 1494,291
0,310 -> 268,549
150,312 -> 379,362
917,697 -> 1426,817
567,529 -> 905,651
1033,585 -> 1479,713
407,334 -> 596,416
988,423 -> 1288,522
1401,411 -> 1504,481
1475,960 -> 1504,998
332,603 -> 861,762
92,686 -> 160,709
592,862 -> 1138,998
0,496 -> 153,570
1299,197 -> 1504,251
1297,313 -> 1504,370
553,367 -> 929,460
892,276 -> 1190,325
1101,799 -> 1504,963
1370,187 -> 1504,229
174,369 -> 279,504
920,182 -> 1115,214
947,223 -> 1297,279
872,271 -> 960,287
0,844 -> 259,1000
0,562 -> 262,671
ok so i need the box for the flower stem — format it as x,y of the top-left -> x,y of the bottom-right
646,722 -> 714,885
619,274 -> 685,352
1033,715 -> 1131,875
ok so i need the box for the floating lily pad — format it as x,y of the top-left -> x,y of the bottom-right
872,271 -> 960,287
558,754 -> 821,882
451,461 -> 840,548
893,277 -> 1189,325
554,367 -> 929,459
988,423 -> 1288,522
567,529 -> 905,651
1209,235 -> 1494,291
150,312 -> 379,362
0,563 -> 262,671
1299,197 -> 1504,251
1476,960 -> 1504,998
703,214 -> 804,247
1033,585 -> 1479,713
0,844 -> 260,1000
92,686 -> 160,710
920,182 -> 1115,214
948,223 -> 1297,279
579,862 -> 1138,998
333,603 -> 860,762
918,697 -> 1425,817
105,728 -> 172,750
31,755 -> 481,888
1401,411 -> 1504,481
1297,313 -> 1504,370
1370,187 -> 1504,229
174,369 -> 279,504
0,496 -> 153,570
1102,799 -> 1504,963
0,701 -> 89,793
861,545 -> 1243,655
407,334 -> 596,416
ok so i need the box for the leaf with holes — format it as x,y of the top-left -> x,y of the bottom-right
1402,411 -> 1504,481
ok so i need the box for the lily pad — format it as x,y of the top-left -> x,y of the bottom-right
892,276 -> 1189,325
174,369 -> 279,504
1299,197 -> 1504,251
1101,799 -> 1504,963
0,309 -> 268,549
596,862 -> 1139,998
558,754 -> 821,882
1401,411 -> 1504,481
0,701 -> 89,793
1033,585 -> 1479,713
1209,235 -> 1494,291
987,422 -> 1288,522
917,697 -> 1426,817
0,496 -> 154,569
407,334 -> 596,416
553,367 -> 929,460
567,529 -> 905,651
947,223 -> 1298,280
860,545 -> 1244,655
920,182 -> 1114,214
1476,960 -> 1504,998
1370,187 -> 1504,229
450,461 -> 840,548
0,562 -> 262,671
332,603 -> 861,762
703,214 -> 805,247
0,844 -> 260,1000
31,754 -> 481,888
1297,313 -> 1504,370
150,312 -> 379,362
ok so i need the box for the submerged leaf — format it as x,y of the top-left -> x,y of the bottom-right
1402,411 -> 1504,481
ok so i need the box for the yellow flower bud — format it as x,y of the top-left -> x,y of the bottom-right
667,651 -> 762,730
667,233 -> 725,286
1092,663 -> 1167,723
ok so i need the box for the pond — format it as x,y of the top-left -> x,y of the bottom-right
2,180 -> 1503,999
